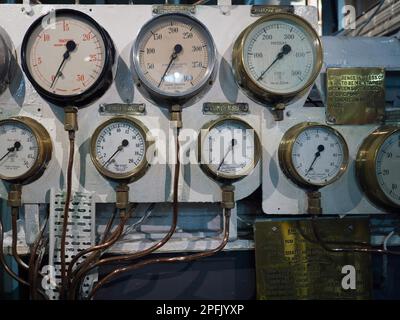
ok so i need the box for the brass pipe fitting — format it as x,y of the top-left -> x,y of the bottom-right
307,191 -> 322,215
221,185 -> 235,210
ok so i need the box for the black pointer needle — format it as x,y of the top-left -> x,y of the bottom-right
305,145 -> 325,176
50,40 -> 77,89
218,139 -> 237,171
158,44 -> 183,88
103,139 -> 129,168
257,44 -> 292,82
0,141 -> 22,162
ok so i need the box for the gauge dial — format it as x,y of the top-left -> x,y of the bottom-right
133,13 -> 216,103
233,13 -> 322,104
21,9 -> 115,106
91,117 -> 152,181
0,117 -> 52,184
356,127 -> 400,211
279,123 -> 349,189
199,118 -> 261,181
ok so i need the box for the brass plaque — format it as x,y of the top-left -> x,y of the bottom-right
326,68 -> 385,125
99,103 -> 146,116
251,5 -> 294,16
152,5 -> 196,15
255,218 -> 372,300
203,102 -> 249,115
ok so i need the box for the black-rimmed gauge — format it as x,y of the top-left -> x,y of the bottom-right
133,13 -> 217,105
0,117 -> 52,184
0,26 -> 16,95
199,117 -> 261,181
356,126 -> 400,212
21,9 -> 115,107
279,123 -> 349,189
90,117 -> 153,182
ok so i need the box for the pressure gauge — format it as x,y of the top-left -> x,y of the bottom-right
199,118 -> 261,181
133,13 -> 217,104
0,117 -> 52,184
279,123 -> 349,189
0,26 -> 16,95
356,126 -> 400,211
90,117 -> 153,182
233,13 -> 323,104
21,9 -> 115,107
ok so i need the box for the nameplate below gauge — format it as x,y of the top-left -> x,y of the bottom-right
251,5 -> 294,16
203,103 -> 249,115
152,5 -> 196,15
99,103 -> 146,116
326,68 -> 385,125
255,219 -> 372,300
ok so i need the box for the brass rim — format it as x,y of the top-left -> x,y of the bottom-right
198,116 -> 261,181
278,122 -> 349,189
90,116 -> 153,182
232,12 -> 323,104
0,116 -> 52,184
356,126 -> 400,211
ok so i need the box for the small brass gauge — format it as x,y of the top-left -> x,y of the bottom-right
90,117 -> 153,182
232,13 -> 323,105
0,117 -> 52,184
199,117 -> 261,181
356,126 -> 400,211
279,123 -> 349,189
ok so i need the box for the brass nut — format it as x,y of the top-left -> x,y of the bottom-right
64,107 -> 79,132
116,184 -> 129,210
221,185 -> 235,209
8,184 -> 22,208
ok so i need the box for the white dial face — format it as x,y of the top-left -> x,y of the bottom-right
24,13 -> 106,96
243,18 -> 318,94
94,120 -> 146,176
0,122 -> 39,179
291,126 -> 347,186
375,131 -> 400,206
202,120 -> 258,179
135,15 -> 214,96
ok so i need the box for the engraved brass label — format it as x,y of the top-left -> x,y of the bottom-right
203,103 -> 249,115
255,219 -> 372,300
327,68 -> 385,125
99,103 -> 146,116
152,5 -> 196,15
251,5 -> 294,16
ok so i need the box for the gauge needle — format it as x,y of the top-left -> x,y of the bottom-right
103,139 -> 129,167
0,141 -> 22,162
158,44 -> 183,88
305,145 -> 325,176
257,44 -> 292,82
50,40 -> 77,89
218,139 -> 237,171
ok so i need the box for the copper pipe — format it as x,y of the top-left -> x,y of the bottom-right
32,237 -> 49,300
87,208 -> 231,300
11,206 -> 29,270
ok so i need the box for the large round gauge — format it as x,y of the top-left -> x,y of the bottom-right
199,118 -> 261,181
90,117 -> 153,182
21,9 -> 115,107
356,126 -> 400,211
279,123 -> 349,189
133,13 -> 217,104
0,117 -> 52,184
0,26 -> 16,95
233,13 -> 323,104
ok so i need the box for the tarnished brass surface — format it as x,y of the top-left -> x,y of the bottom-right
203,103 -> 249,115
255,219 -> 372,300
250,5 -> 294,16
326,68 -> 385,125
152,5 -> 196,15
99,103 -> 146,116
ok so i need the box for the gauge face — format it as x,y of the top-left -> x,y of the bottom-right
91,117 -> 151,181
0,117 -> 52,183
21,9 -> 115,106
133,13 -> 216,101
200,118 -> 260,180
233,13 -> 322,103
279,123 -> 349,188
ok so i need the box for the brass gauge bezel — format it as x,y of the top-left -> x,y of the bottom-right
356,126 -> 400,212
232,13 -> 323,105
0,116 -> 52,184
198,117 -> 261,181
90,116 -> 153,183
278,122 -> 349,190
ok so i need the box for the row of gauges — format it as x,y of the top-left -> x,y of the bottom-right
0,116 -> 399,211
14,9 -> 322,108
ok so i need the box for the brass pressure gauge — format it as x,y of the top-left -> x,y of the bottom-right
279,123 -> 349,190
90,117 -> 153,182
356,126 -> 400,212
0,117 -> 52,184
199,117 -> 261,181
232,13 -> 323,105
